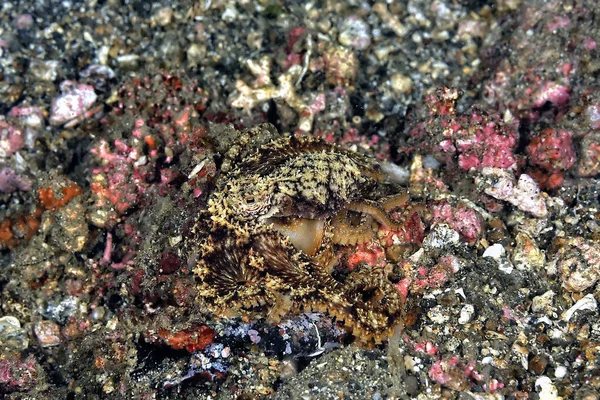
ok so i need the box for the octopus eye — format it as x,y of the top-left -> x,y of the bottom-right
240,192 -> 270,215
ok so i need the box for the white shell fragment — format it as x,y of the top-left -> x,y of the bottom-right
483,243 -> 514,274
561,293 -> 597,322
535,376 -> 559,400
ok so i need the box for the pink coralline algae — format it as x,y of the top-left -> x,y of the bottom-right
532,81 -> 571,112
413,264 -> 452,291
480,17 -> 573,123
412,340 -> 438,355
0,120 -> 25,158
0,356 -> 38,393
410,88 -> 519,172
88,73 -> 211,240
428,357 -> 502,393
8,106 -> 44,127
430,201 -> 484,245
428,356 -> 470,391
89,139 -> 145,226
526,128 -> 576,189
377,210 -> 425,247
33,320 -> 62,347
396,254 -> 463,302
454,114 -> 519,171
49,81 -> 97,126
337,204 -> 426,273
7,106 -> 44,147
344,241 -> 387,270
110,74 -> 209,151
528,128 -> 576,172
0,168 -> 32,193
88,130 -> 193,228
88,75 -> 208,227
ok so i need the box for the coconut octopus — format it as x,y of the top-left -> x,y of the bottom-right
194,123 -> 417,345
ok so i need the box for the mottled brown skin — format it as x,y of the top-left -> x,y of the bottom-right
194,123 -> 404,345
211,124 -> 384,222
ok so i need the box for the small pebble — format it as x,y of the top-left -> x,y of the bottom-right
153,7 -> 173,26
531,291 -> 555,314
529,354 -> 549,375
29,60 -> 60,81
512,232 -> 545,271
15,13 -> 34,30
34,320 -> 61,347
458,304 -> 474,324
478,169 -> 548,218
0,316 -> 28,350
535,376 -> 559,400
390,73 -> 412,94
91,306 -> 106,321
338,16 -> 371,50
554,365 -> 567,379
116,54 -> 140,69
423,224 -> 460,250
482,243 -> 505,259
556,237 -> 600,292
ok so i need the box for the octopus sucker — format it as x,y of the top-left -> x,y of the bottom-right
194,123 -> 408,346
380,193 -> 410,212
331,208 -> 375,246
346,200 -> 405,231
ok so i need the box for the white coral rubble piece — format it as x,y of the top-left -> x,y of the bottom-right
230,57 -> 317,132
477,168 -> 547,218
50,81 -> 97,126
380,161 -> 410,184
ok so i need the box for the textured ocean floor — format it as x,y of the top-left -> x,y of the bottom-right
0,0 -> 599,399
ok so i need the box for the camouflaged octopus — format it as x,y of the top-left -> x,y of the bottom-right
194,123 -> 409,344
